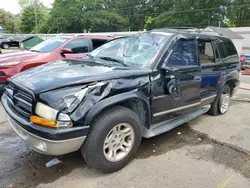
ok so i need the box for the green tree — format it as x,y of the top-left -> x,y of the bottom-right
227,0 -> 250,27
0,9 -> 20,33
20,3 -> 49,33
152,0 -> 229,28
48,0 -> 128,33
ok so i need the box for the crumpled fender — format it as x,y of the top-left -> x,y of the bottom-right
67,75 -> 151,126
82,90 -> 151,127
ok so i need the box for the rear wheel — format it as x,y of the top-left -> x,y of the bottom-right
208,85 -> 231,116
2,44 -> 9,49
81,106 -> 142,172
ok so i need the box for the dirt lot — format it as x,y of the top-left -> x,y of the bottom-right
0,75 -> 250,188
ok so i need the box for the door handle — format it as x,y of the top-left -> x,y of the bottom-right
194,76 -> 201,81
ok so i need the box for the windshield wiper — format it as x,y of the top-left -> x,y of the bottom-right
99,56 -> 128,67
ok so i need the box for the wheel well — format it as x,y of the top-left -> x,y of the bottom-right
225,80 -> 236,96
119,99 -> 149,128
89,99 -> 150,128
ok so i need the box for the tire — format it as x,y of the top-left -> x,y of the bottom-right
208,85 -> 231,116
81,106 -> 142,172
2,44 -> 9,49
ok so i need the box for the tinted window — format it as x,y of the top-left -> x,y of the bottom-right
30,37 -> 69,53
167,39 -> 197,67
92,39 -> 108,50
198,39 -> 215,64
216,39 -> 237,58
65,39 -> 90,53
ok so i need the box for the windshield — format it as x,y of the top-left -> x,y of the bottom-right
90,33 -> 169,67
30,37 -> 69,53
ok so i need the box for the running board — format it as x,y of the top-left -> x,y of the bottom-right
142,105 -> 210,138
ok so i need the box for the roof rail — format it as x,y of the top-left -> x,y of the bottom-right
152,26 -> 201,33
201,29 -> 223,36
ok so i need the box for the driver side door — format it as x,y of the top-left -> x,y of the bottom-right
151,37 -> 201,123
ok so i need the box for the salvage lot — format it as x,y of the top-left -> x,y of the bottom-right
0,75 -> 250,188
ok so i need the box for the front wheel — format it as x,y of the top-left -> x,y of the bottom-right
81,106 -> 142,172
2,44 -> 9,49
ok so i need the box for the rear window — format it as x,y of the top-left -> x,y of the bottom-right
216,38 -> 237,58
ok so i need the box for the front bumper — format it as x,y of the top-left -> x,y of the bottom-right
7,115 -> 86,155
2,93 -> 89,155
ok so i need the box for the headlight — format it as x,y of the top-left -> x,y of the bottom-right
33,102 -> 72,128
35,102 -> 58,121
0,61 -> 21,66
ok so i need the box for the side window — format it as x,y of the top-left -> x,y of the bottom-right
64,39 -> 90,53
92,39 -> 108,50
216,39 -> 237,59
198,39 -> 215,64
167,38 -> 197,67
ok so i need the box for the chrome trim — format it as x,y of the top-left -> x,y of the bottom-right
201,95 -> 216,102
153,102 -> 201,117
7,116 -> 86,156
153,95 -> 167,100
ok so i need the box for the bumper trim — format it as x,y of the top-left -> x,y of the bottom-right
7,115 -> 86,155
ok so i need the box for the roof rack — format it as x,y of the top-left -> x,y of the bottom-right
152,26 -> 201,33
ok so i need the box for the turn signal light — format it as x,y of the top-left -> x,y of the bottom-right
30,115 -> 59,129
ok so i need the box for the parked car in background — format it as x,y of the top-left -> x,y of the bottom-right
0,35 -> 114,91
1,29 -> 240,172
0,36 -> 25,49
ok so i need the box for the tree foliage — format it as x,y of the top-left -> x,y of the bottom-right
47,0 -> 128,33
20,3 -> 49,33
9,0 -> 250,33
0,9 -> 20,33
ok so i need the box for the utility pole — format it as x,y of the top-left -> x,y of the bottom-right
34,0 -> 38,34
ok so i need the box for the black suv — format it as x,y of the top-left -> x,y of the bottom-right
2,29 -> 240,172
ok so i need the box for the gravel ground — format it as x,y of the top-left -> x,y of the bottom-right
0,75 -> 250,188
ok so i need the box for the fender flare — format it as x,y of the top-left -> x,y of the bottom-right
83,91 -> 151,127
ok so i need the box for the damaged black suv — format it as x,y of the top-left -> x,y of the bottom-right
2,29 -> 240,172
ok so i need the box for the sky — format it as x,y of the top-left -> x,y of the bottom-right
0,0 -> 54,14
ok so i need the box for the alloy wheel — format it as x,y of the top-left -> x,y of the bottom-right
219,93 -> 230,114
103,123 -> 135,162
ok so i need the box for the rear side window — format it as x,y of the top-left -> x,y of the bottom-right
92,39 -> 108,50
216,39 -> 237,58
167,38 -> 197,67
65,39 -> 90,53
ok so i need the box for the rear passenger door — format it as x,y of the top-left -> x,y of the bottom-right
60,38 -> 92,59
199,39 -> 225,104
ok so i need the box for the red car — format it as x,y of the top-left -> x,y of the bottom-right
0,35 -> 114,91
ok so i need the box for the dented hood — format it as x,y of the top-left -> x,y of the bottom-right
10,59 -> 152,93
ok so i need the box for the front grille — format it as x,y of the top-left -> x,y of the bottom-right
5,82 -> 33,119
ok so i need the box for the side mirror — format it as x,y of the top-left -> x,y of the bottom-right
60,48 -> 73,54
